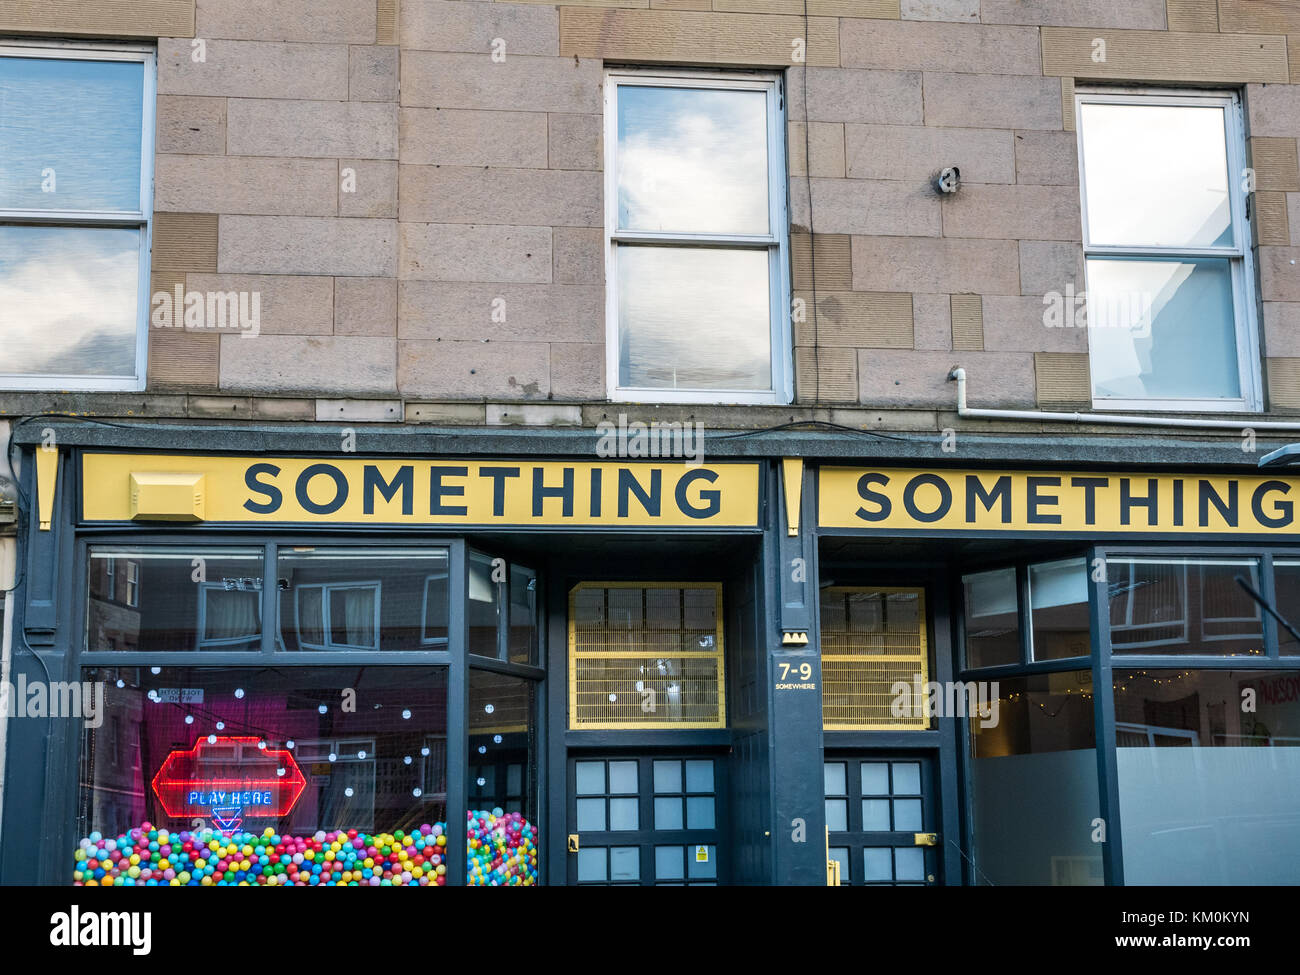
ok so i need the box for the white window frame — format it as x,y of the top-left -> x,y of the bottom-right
125,560 -> 139,607
195,581 -> 262,651
294,580 -> 382,651
0,40 -> 155,391
603,68 -> 792,405
1075,87 -> 1261,413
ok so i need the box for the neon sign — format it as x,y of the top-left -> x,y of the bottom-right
151,736 -> 306,830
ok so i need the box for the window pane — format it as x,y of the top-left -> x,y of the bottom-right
688,845 -> 716,879
1115,669 -> 1300,884
78,666 -> 451,885
0,225 -> 140,378
610,846 -> 640,881
1087,257 -> 1239,402
963,568 -> 1020,668
507,564 -> 537,664
684,759 -> 714,793
893,798 -> 922,831
894,847 -> 925,882
468,669 -> 539,886
825,798 -> 848,832
618,246 -> 771,392
654,760 -> 682,794
575,761 -> 605,795
617,85 -> 769,235
654,846 -> 684,880
892,762 -> 921,795
468,550 -> 501,658
608,761 -> 638,794
686,796 -> 715,829
863,848 -> 892,882
861,763 -> 888,795
1274,562 -> 1300,655
277,548 -> 449,651
1029,557 -> 1090,660
969,674 -> 1100,885
87,547 -> 263,651
823,762 -> 846,795
577,848 -> 606,882
1079,101 -> 1232,248
861,798 -> 889,831
577,798 -> 606,831
1107,558 -> 1262,655
654,797 -> 683,830
0,55 -> 144,212
609,797 -> 639,831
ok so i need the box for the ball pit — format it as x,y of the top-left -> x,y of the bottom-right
466,808 -> 538,886
73,822 -> 449,885
72,810 -> 538,886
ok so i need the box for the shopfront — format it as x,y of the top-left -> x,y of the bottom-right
0,440 -> 786,886
4,426 -> 1299,886
816,465 -> 1300,886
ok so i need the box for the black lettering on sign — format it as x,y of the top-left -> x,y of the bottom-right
243,463 -> 282,514
296,463 -> 348,515
902,473 -> 951,523
1252,480 -> 1293,529
533,466 -> 574,518
966,474 -> 1011,524
676,468 -> 721,519
430,466 -> 468,516
855,473 -> 891,522
1198,479 -> 1238,529
363,464 -> 413,516
1026,476 -> 1062,525
618,467 -> 661,518
1120,477 -> 1158,527
1070,477 -> 1107,526
1172,478 -> 1184,527
478,466 -> 520,517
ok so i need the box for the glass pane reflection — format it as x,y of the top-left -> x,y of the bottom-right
0,226 -> 140,378
1080,102 -> 1232,249
617,85 -> 769,235
0,55 -> 144,212
1087,257 -> 1239,401
617,246 -> 771,391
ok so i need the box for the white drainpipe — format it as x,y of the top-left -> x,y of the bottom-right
948,367 -> 1300,432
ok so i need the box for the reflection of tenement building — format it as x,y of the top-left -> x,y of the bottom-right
2,0 -> 1300,886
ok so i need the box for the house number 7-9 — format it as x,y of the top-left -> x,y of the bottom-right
777,662 -> 812,681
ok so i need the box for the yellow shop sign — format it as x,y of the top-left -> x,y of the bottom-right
819,467 -> 1300,535
82,454 -> 761,528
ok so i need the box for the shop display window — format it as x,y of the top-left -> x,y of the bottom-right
962,568 -> 1020,668
76,541 -> 544,886
1107,557 -> 1263,656
467,670 -> 539,886
968,674 -> 1101,885
1113,669 -> 1300,884
88,547 -> 264,652
277,547 -> 449,651
1273,561 -> 1300,656
1028,558 -> 1090,660
77,666 -> 451,885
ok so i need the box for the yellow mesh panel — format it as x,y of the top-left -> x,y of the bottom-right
821,587 -> 929,730
569,583 -> 725,729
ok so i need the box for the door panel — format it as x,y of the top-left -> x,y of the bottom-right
567,754 -> 725,885
826,754 -> 940,886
